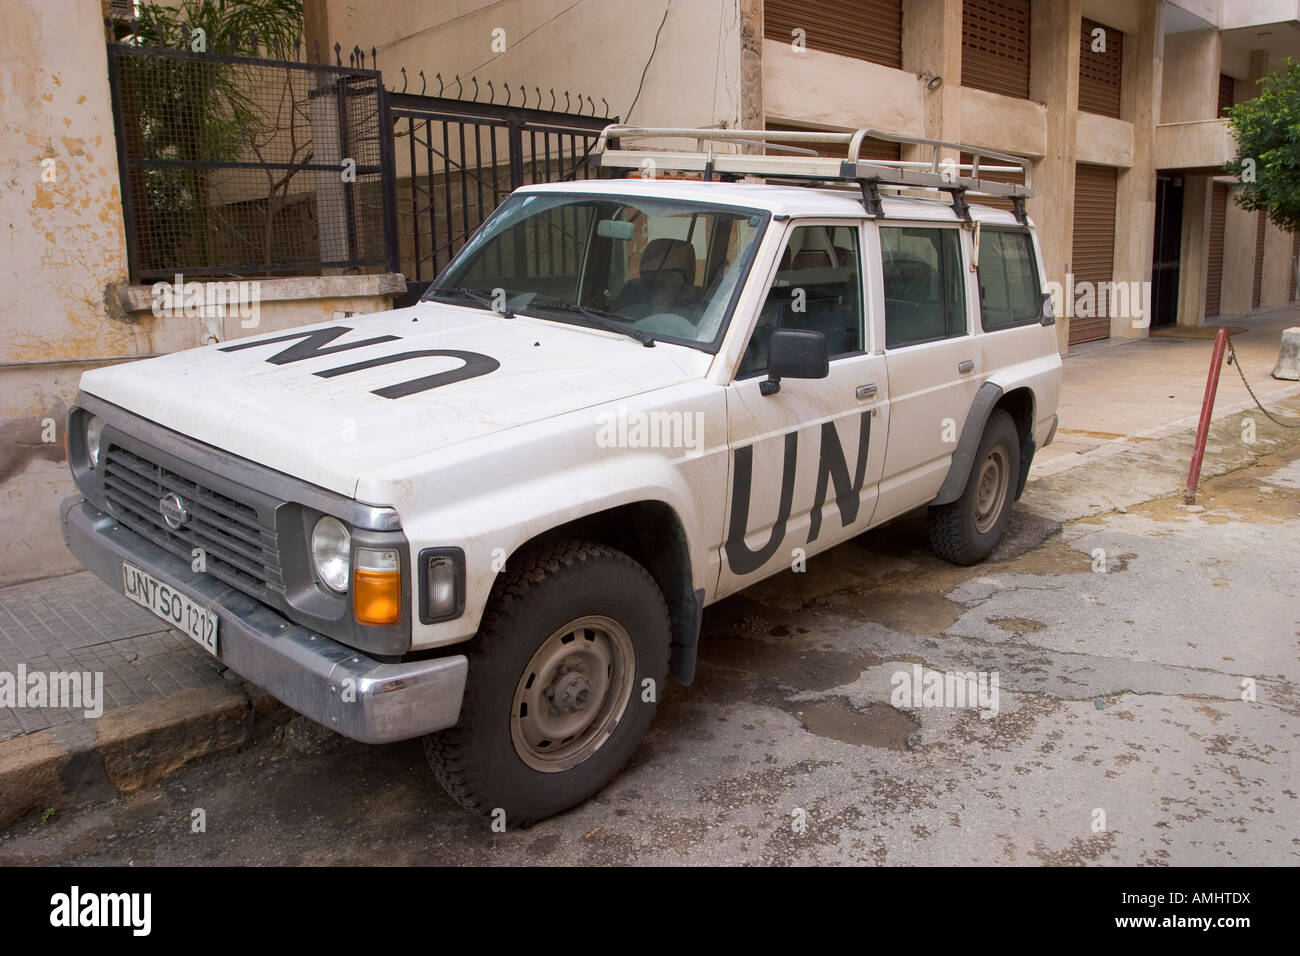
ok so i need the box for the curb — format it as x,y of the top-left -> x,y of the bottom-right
0,678 -> 289,830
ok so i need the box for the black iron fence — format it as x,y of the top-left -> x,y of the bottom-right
105,31 -> 616,289
107,39 -> 394,281
386,77 -> 617,302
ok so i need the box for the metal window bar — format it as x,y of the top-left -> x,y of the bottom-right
107,42 -> 393,281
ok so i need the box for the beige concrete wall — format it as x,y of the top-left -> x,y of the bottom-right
1076,112 -> 1134,166
764,40 -> 922,134
1220,189 -> 1257,314
1168,0 -> 1222,28
959,86 -> 1047,157
1160,30 -> 1220,122
1260,215 -> 1293,307
902,0 -> 963,144
1177,174 -> 1212,326
1083,0 -> 1143,33
1110,0 -> 1162,341
1029,0 -> 1081,354
1153,118 -> 1236,167
1220,0 -> 1300,29
325,0 -> 742,132
0,0 -> 131,585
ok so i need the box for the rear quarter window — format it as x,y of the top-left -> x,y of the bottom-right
978,230 -> 1042,332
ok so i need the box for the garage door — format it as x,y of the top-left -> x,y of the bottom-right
764,0 -> 902,69
1069,163 -> 1118,344
1205,182 -> 1228,318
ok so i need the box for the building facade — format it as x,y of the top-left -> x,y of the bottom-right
314,0 -> 1300,350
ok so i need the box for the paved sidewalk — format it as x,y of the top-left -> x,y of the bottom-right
1,304 -> 1297,825
0,572 -> 228,744
1034,305 -> 1300,475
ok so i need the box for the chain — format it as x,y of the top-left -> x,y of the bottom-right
1226,340 -> 1300,428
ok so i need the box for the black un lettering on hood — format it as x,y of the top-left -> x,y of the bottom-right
219,326 -> 500,398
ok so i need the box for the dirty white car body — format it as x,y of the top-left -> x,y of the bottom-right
63,131 -> 1061,823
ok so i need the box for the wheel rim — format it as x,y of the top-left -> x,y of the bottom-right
510,615 -> 635,773
973,445 -> 1010,534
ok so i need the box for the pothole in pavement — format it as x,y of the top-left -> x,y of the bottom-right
796,699 -> 920,750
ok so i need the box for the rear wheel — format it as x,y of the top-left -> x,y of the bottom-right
423,539 -> 670,827
928,409 -> 1021,566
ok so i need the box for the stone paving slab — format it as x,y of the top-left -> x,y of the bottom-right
0,571 -> 227,743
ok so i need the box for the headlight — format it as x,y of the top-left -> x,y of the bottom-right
310,516 -> 351,592
85,415 -> 105,469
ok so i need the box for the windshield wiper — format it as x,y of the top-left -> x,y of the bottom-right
528,301 -> 654,348
425,286 -> 514,317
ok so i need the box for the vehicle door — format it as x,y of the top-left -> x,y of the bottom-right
874,222 -> 985,523
718,220 -> 890,596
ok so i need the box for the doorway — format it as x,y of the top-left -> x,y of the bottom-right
1150,173 -> 1184,329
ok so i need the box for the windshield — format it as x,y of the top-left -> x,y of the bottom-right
425,192 -> 768,350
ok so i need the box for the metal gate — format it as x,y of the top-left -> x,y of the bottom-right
384,81 -> 618,304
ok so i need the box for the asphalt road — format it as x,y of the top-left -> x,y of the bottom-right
2,428 -> 1297,866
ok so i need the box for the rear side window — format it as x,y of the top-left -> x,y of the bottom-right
978,230 -> 1042,331
880,227 -> 967,348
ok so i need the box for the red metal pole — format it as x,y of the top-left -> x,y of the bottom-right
1185,325 -> 1231,504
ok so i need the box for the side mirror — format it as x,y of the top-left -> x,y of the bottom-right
1039,289 -> 1056,326
761,328 -> 829,395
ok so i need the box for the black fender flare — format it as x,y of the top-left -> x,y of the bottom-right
932,382 -> 1004,506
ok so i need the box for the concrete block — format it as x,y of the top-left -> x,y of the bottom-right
1273,327 -> 1300,380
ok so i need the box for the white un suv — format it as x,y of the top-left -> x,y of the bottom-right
62,127 -> 1061,824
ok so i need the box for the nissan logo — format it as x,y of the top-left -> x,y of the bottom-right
159,493 -> 189,530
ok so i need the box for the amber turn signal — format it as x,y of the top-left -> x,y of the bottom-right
353,548 -> 401,626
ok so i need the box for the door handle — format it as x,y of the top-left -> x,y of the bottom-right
856,383 -> 878,400
958,360 -> 975,374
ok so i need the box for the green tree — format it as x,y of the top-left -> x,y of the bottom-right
1225,57 -> 1300,232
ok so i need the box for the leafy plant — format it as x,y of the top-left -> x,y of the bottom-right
115,0 -> 305,272
1225,58 -> 1300,232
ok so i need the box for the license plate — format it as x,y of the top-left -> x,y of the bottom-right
122,562 -> 219,656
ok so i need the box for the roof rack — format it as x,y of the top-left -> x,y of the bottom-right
590,125 -> 1034,223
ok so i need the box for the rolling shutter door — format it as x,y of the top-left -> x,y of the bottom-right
1205,182 -> 1228,318
962,0 -> 1031,99
1078,18 -> 1122,118
1252,210 -> 1266,309
767,121 -> 901,164
1069,163 -> 1118,345
764,0 -> 902,69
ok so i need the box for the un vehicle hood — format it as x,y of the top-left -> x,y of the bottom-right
78,302 -> 713,498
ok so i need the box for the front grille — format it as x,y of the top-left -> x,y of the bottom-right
102,444 -> 283,599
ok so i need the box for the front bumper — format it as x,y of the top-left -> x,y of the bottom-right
61,496 -> 467,744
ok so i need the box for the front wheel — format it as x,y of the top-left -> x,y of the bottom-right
423,539 -> 670,827
927,409 -> 1021,566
